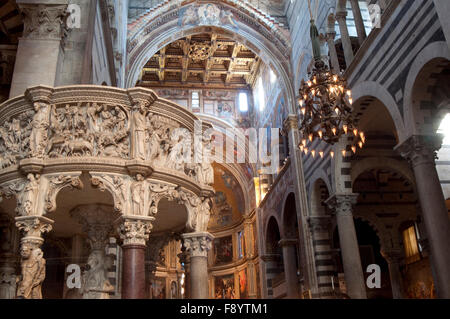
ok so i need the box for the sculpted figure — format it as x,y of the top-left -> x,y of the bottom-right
80,251 -> 114,299
114,107 -> 127,131
196,161 -> 214,185
131,174 -> 146,216
196,198 -> 211,232
132,102 -> 148,160
86,103 -> 99,131
30,102 -> 50,157
16,244 -> 46,299
18,174 -> 40,216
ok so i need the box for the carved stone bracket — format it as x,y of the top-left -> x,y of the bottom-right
116,216 -> 155,246
44,173 -> 83,213
395,135 -> 443,168
181,232 -> 213,258
91,173 -> 131,214
380,248 -> 404,264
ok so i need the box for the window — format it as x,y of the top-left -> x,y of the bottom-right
238,92 -> 248,112
270,69 -> 277,84
256,77 -> 265,111
438,113 -> 450,145
191,91 -> 200,109
335,1 -> 373,38
402,225 -> 421,264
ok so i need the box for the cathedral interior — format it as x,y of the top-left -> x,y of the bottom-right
0,0 -> 450,300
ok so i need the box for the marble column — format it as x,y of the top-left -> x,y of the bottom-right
182,232 -> 213,299
396,135 -> 450,298
283,115 -> 318,295
327,13 -> 341,74
326,194 -> 367,299
0,214 -> 18,299
10,1 -> 68,98
279,238 -> 299,298
15,215 -> 54,299
335,9 -> 354,67
380,249 -> 405,299
350,0 -> 367,45
116,216 -> 154,299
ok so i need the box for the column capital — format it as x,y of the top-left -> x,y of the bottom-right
17,1 -> 69,40
380,249 -> 404,264
325,193 -> 358,217
71,204 -> 116,251
395,135 -> 443,167
15,216 -> 53,248
308,216 -> 332,232
181,232 -> 213,258
278,238 -> 298,247
283,114 -> 299,132
116,215 -> 154,246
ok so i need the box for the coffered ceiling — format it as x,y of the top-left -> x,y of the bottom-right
0,0 -> 23,44
136,32 -> 261,90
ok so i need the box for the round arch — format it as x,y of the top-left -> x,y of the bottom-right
126,2 -> 296,114
350,157 -> 415,186
403,41 -> 450,141
351,81 -> 406,142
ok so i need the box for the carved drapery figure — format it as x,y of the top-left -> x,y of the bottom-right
131,102 -> 148,160
30,102 -> 50,158
80,250 -> 114,299
17,174 -> 40,216
16,244 -> 46,299
131,174 -> 146,216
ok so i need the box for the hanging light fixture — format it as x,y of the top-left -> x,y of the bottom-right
298,1 -> 365,158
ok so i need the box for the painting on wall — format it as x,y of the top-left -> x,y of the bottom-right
403,258 -> 436,299
214,274 -> 235,299
209,164 -> 245,229
150,277 -> 166,299
239,269 -> 248,299
213,235 -> 233,265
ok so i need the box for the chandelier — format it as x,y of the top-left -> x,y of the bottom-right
297,14 -> 365,158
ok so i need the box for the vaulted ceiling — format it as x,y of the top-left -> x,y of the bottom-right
136,32 -> 261,90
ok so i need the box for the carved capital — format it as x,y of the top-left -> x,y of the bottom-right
71,204 -> 116,251
380,248 -> 404,264
15,216 -> 53,248
283,114 -> 299,132
116,216 -> 154,246
308,216 -> 332,232
182,232 -> 213,258
325,193 -> 358,217
19,3 -> 69,40
278,238 -> 297,247
396,135 -> 443,168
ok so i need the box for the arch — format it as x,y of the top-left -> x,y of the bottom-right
351,81 -> 406,142
281,192 -> 298,239
403,41 -> 450,141
308,170 -> 333,203
126,2 -> 296,114
350,157 -> 415,186
265,215 -> 281,254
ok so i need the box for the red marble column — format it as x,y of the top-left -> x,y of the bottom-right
117,216 -> 154,299
122,245 -> 146,299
